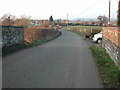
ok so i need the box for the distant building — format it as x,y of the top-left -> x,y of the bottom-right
71,20 -> 100,26
71,20 -> 83,25
60,20 -> 69,26
39,20 -> 49,24
31,19 -> 49,26
62,20 -> 69,23
94,21 -> 100,26
31,20 -> 40,26
111,21 -> 117,26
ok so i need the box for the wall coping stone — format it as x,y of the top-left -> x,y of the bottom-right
102,27 -> 120,31
0,25 -> 24,28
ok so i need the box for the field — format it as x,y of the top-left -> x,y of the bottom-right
62,26 -> 102,38
67,25 -> 103,29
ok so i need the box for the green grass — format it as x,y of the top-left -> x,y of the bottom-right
90,46 -> 120,88
63,26 -> 102,38
72,30 -> 85,37
67,25 -> 102,29
2,32 -> 61,56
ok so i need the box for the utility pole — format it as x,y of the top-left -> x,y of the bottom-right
67,13 -> 69,26
108,0 -> 111,27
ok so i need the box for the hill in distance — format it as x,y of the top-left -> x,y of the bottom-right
70,18 -> 117,21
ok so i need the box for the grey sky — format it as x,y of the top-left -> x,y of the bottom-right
0,0 -> 118,20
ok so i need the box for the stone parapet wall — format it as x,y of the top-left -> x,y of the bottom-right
102,27 -> 120,47
102,38 -> 120,66
102,27 -> 120,67
1,26 -> 24,46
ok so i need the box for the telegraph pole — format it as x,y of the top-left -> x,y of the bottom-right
67,13 -> 68,26
108,0 -> 111,27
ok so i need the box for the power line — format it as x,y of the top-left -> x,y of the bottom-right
67,13 -> 69,21
69,0 -> 100,19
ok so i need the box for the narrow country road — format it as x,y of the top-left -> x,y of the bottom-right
3,30 -> 103,88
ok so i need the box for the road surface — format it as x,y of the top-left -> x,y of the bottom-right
3,30 -> 103,88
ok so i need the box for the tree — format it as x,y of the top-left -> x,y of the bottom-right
97,15 -> 108,26
14,15 -> 32,28
39,22 -> 49,27
1,14 -> 16,25
49,15 -> 54,26
56,19 -> 62,25
49,15 -> 54,22
117,0 -> 120,26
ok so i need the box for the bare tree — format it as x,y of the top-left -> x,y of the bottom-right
1,13 -> 16,25
56,19 -> 62,25
39,22 -> 49,27
15,15 -> 32,28
97,15 -> 108,26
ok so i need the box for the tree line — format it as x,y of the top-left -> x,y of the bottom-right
0,14 -> 55,28
0,14 -> 32,28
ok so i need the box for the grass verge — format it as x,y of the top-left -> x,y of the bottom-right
90,46 -> 120,88
2,31 -> 61,56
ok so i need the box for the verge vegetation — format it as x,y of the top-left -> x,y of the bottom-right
69,26 -> 120,88
71,30 -> 85,37
90,46 -> 120,88
2,31 -> 61,56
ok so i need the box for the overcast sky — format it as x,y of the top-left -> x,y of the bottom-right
0,0 -> 118,20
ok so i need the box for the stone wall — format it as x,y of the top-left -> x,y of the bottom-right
1,26 -> 24,46
102,27 -> 120,67
0,25 -> 2,48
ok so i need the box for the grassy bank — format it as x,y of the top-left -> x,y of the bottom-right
90,46 -> 120,88
72,30 -> 85,37
2,31 -> 61,56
